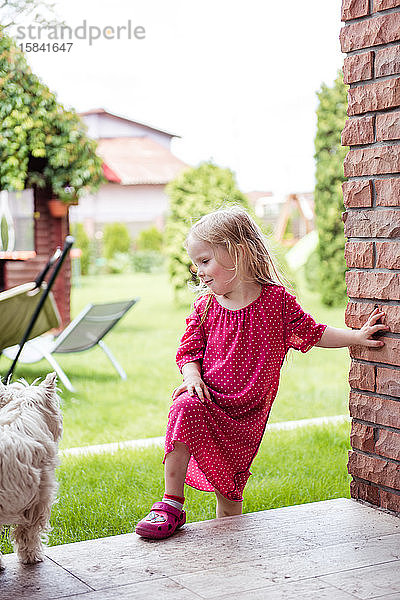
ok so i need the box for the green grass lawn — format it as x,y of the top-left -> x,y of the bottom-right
1,269 -> 350,449
0,421 -> 351,553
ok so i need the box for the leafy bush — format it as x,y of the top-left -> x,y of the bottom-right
283,208 -> 300,242
70,223 -> 91,275
131,250 -> 164,273
304,249 -> 321,293
165,162 -> 251,304
103,223 -> 131,260
135,226 -> 163,252
314,71 -> 348,306
106,252 -> 132,274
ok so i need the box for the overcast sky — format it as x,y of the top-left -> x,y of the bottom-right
7,0 -> 345,197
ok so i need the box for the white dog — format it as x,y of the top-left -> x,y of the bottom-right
0,372 -> 62,568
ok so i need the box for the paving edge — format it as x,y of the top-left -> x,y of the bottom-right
60,415 -> 350,458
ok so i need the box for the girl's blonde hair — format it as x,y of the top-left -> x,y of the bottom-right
186,206 -> 292,321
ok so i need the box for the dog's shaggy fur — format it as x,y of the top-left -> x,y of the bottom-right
0,373 -> 62,568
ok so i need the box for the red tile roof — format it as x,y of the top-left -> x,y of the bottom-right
96,137 -> 188,185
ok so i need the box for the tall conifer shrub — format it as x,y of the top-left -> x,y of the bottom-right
313,71 -> 348,306
165,162 -> 250,304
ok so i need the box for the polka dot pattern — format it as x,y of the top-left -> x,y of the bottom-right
164,284 -> 327,502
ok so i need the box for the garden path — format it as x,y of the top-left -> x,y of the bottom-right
1,498 -> 399,599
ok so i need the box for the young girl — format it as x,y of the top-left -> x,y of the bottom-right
135,206 -> 389,540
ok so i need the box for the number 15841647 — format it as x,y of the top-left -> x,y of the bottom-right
19,43 -> 73,52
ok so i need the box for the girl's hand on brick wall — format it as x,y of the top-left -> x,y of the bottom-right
356,308 -> 390,347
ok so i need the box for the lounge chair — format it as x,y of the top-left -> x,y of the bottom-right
2,299 -> 139,391
0,282 -> 60,351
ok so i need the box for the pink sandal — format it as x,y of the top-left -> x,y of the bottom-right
135,501 -> 186,539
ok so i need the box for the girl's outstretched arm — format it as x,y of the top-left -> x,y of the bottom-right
315,307 -> 390,349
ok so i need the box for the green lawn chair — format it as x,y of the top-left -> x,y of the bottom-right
2,299 -> 139,392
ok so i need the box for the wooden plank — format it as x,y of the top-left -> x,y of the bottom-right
0,553 -> 92,600
3,500 -> 398,599
171,535 -> 400,598
320,561 -> 400,600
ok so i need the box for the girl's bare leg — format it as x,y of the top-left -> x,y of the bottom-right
215,489 -> 243,518
164,441 -> 191,497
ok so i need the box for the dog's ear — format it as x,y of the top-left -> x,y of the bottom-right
40,372 -> 57,391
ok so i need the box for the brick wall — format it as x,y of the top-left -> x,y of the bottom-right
340,0 -> 400,514
5,187 -> 71,327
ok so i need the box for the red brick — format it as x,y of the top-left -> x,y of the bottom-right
375,241 -> 400,268
343,209 -> 400,237
350,479 -> 380,505
380,489 -> 400,512
375,428 -> 400,460
349,390 -> 400,427
344,145 -> 400,176
348,450 -> 400,488
350,337 -> 400,367
376,366 -> 400,396
341,115 -> 375,145
345,241 -> 374,267
376,111 -> 400,141
340,13 -> 400,52
342,180 -> 373,207
346,271 -> 400,300
375,45 -> 400,77
345,301 -> 400,333
342,0 -> 370,20
373,0 -> 400,11
349,360 -> 376,391
351,421 -> 376,451
347,78 -> 400,115
343,52 -> 374,84
375,178 -> 400,206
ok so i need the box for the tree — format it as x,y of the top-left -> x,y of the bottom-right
0,0 -> 59,30
135,226 -> 163,252
0,29 -> 104,201
313,71 -> 348,306
165,161 -> 251,304
103,223 -> 131,259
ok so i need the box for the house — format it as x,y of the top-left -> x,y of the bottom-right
70,108 -> 189,238
246,190 -> 281,224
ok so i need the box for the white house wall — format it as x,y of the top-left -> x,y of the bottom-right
70,183 -> 168,236
83,114 -> 171,148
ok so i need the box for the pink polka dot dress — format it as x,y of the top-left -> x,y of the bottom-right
164,284 -> 327,501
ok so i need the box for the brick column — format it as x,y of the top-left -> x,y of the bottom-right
340,0 -> 400,514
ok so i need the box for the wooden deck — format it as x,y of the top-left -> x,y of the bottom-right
1,498 -> 399,599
